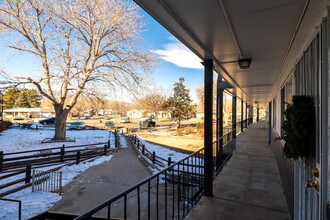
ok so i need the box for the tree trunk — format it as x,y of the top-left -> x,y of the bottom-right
53,104 -> 68,140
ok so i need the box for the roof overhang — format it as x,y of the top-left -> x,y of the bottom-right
134,0 -> 328,107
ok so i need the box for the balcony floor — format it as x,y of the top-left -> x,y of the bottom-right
187,121 -> 291,220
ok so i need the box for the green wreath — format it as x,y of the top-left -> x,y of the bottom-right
282,96 -> 315,160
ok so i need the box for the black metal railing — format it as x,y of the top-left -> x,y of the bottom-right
213,130 -> 235,175
0,197 -> 21,220
236,120 -> 241,134
75,147 -> 205,220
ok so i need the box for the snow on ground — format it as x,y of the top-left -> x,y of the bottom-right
0,126 -> 200,219
135,134 -> 191,170
119,133 -> 128,148
0,126 -> 116,219
0,155 -> 113,220
147,132 -> 174,136
0,125 -> 112,153
136,134 -> 204,175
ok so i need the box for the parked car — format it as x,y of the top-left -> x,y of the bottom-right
39,117 -> 55,125
84,116 -> 91,120
69,121 -> 86,130
12,118 -> 33,124
120,117 -> 130,123
139,119 -> 155,128
105,121 -> 115,129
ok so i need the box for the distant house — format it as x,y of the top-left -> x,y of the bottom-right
4,107 -> 55,119
127,109 -> 143,118
156,111 -> 171,119
97,109 -> 113,116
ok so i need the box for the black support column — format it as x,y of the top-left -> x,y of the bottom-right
268,102 -> 272,145
245,104 -> 248,128
204,59 -> 213,197
241,100 -> 244,132
257,108 -> 259,122
216,76 -> 223,171
232,96 -> 237,138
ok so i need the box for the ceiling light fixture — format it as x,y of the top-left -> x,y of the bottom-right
238,59 -> 252,69
221,58 -> 252,69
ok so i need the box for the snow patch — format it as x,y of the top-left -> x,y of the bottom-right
0,155 -> 113,220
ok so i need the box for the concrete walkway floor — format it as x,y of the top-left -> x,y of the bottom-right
50,139 -> 152,215
187,121 -> 291,220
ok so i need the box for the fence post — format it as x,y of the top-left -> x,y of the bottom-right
168,157 -> 171,166
59,171 -> 62,195
152,152 -> 155,164
32,170 -> 35,192
25,164 -> 31,183
76,151 -> 80,165
142,145 -> 145,155
104,145 -> 107,155
0,151 -> 3,172
108,140 -> 110,149
60,145 -> 65,162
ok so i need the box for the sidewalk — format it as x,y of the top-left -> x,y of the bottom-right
187,121 -> 291,220
50,140 -> 152,215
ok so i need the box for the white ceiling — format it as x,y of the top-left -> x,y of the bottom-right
134,0 -> 308,107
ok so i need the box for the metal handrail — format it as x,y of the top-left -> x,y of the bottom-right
75,146 -> 206,220
75,128 -> 240,220
0,197 -> 21,220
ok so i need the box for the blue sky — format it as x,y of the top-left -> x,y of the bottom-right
139,9 -> 204,101
0,4 -> 204,102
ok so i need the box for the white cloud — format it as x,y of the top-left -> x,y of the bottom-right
153,40 -> 203,69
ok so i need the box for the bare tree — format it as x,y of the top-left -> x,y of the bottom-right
0,0 -> 156,140
135,91 -> 167,121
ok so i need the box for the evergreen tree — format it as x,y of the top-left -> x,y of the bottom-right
163,77 -> 196,127
25,89 -> 42,107
14,90 -> 31,108
3,88 -> 20,109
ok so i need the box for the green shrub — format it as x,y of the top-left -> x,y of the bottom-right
0,121 -> 12,132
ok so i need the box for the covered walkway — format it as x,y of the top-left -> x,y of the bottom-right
187,121 -> 291,220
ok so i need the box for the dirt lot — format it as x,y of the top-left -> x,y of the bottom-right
137,131 -> 204,153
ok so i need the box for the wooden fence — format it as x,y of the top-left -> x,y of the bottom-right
32,170 -> 62,195
0,130 -> 120,197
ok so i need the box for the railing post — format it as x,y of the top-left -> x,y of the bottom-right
60,145 -> 65,162
59,171 -> 62,195
18,200 -> 21,220
32,170 -> 35,192
0,151 -> 3,172
168,157 -> 171,166
25,164 -> 31,183
152,152 -> 155,164
142,145 -> 145,155
76,151 -> 80,165
104,145 -> 107,155
108,140 -> 110,149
